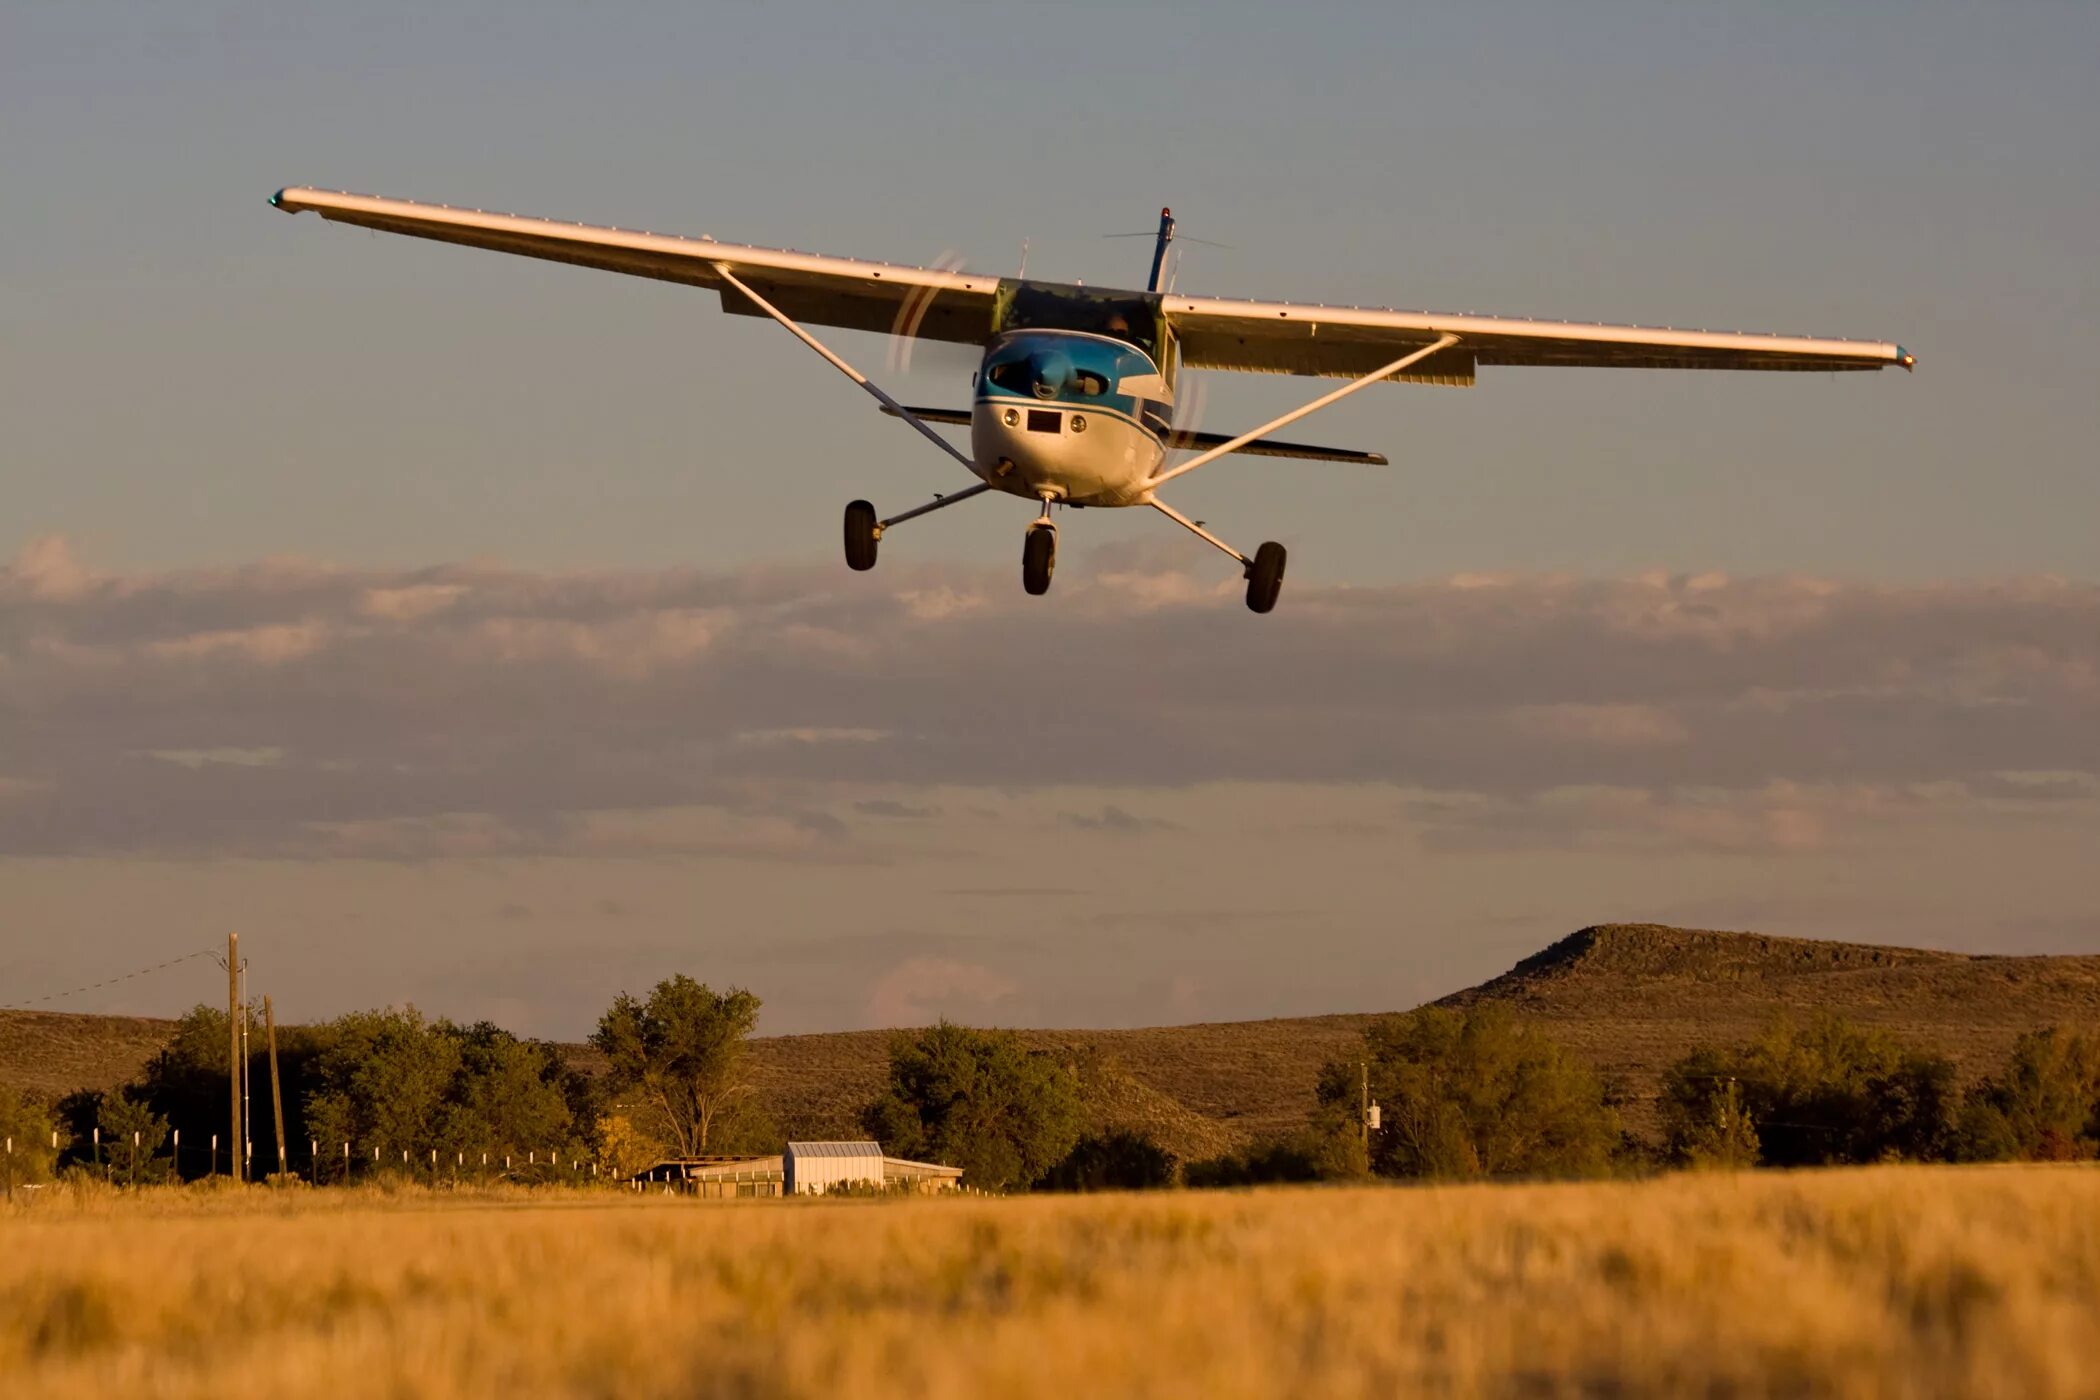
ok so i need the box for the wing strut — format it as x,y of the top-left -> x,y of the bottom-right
1146,335 -> 1461,491
710,263 -> 978,475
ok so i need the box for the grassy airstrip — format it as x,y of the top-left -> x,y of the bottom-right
5,1167 -> 2097,1398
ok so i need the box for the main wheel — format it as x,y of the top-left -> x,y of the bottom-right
843,500 -> 879,572
1022,525 -> 1057,596
1245,541 -> 1286,614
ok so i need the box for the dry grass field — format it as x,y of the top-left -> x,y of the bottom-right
4,1166 -> 2097,1398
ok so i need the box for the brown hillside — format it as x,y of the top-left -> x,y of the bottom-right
5,925 -> 2095,1151
0,1010 -> 177,1100
1443,924 -> 2100,1137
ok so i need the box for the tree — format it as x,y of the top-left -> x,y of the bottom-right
303,1009 -> 581,1175
138,1004 -> 329,1179
862,1021 -> 1082,1192
1674,1074 -> 1760,1170
0,1085 -> 59,1192
1956,1026 -> 2100,1162
592,977 -> 762,1157
1327,1004 -> 1619,1181
436,1022 -> 577,1159
304,1007 -> 464,1166
1661,1014 -> 1959,1167
1041,1130 -> 1178,1192
97,1091 -> 171,1185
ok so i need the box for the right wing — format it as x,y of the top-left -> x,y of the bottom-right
1168,291 -> 1912,383
269,187 -> 999,345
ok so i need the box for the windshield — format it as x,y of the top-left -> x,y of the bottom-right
993,280 -> 1165,365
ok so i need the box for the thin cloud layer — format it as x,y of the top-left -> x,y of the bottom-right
1,537 -> 2093,858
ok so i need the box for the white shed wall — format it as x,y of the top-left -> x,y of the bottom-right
786,1143 -> 886,1195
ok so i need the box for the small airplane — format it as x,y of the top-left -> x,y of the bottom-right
270,188 -> 1913,613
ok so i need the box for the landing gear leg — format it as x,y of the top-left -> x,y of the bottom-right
1022,498 -> 1058,596
1147,498 -> 1287,615
841,483 -> 993,572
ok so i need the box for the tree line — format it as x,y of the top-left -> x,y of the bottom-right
1189,1004 -> 2100,1185
6,980 -> 2096,1195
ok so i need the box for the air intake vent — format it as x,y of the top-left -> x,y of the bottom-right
1026,409 -> 1061,434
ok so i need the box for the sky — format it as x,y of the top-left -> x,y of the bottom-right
3,1 -> 2096,1038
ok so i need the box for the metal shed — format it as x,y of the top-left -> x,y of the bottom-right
785,1140 -> 886,1195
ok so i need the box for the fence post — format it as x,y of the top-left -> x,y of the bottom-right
211,1132 -> 218,1176
172,1128 -> 180,1182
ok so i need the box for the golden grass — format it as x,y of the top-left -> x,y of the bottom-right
4,1166 -> 2098,1398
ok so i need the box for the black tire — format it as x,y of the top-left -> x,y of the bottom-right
1245,541 -> 1286,614
843,500 -> 879,572
1022,526 -> 1056,596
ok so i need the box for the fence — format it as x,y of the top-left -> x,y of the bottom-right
16,1131 -> 619,1189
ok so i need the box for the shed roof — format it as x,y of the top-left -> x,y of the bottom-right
787,1140 -> 884,1158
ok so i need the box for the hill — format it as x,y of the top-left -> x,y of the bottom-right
6,925 -> 2097,1155
1440,924 -> 2100,1137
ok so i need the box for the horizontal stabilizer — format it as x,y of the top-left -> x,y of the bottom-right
1165,426 -> 1387,465
882,405 -> 972,427
882,406 -> 1386,465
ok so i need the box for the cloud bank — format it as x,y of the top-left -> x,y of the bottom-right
2,537 -> 2093,859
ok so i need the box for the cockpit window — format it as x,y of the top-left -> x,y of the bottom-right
993,280 -> 1164,363
986,360 -> 1033,392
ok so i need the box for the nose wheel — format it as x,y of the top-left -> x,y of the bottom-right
1022,518 -> 1057,596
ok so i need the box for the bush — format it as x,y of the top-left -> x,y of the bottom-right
1662,1014 -> 1959,1167
0,1084 -> 59,1188
1041,1130 -> 1178,1192
1956,1026 -> 2100,1162
1327,1004 -> 1619,1181
1184,1134 -> 1345,1189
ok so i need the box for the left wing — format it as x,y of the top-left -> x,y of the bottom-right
1168,292 -> 1913,384
269,187 -> 999,345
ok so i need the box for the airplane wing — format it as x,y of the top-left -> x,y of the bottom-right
268,188 -> 999,345
1167,291 -> 1913,385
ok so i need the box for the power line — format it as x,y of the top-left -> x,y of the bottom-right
0,947 -> 220,1010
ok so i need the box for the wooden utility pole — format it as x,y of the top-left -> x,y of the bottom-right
265,995 -> 288,1181
1360,1060 -> 1370,1157
227,932 -> 243,1182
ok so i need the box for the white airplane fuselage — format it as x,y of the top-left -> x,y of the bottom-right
966,329 -> 1171,508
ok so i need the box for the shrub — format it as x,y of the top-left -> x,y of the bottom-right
1662,1014 -> 1959,1167
1184,1134 -> 1345,1188
1956,1026 -> 2100,1162
0,1084 -> 59,1188
1041,1130 -> 1178,1192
